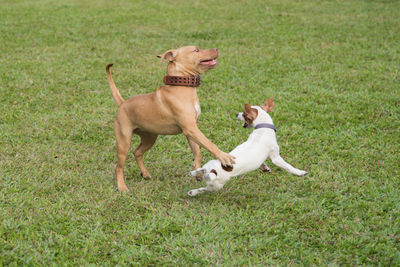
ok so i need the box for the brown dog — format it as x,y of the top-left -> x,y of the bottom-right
106,46 -> 235,192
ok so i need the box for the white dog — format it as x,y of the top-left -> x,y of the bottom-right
188,98 -> 307,196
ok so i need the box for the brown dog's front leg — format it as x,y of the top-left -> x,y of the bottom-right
182,124 -> 235,166
186,136 -> 203,181
186,136 -> 202,169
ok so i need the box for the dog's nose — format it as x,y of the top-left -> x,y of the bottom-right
236,113 -> 239,117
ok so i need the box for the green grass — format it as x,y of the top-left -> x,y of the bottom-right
1,0 -> 400,265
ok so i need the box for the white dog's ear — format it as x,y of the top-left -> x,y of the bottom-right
244,104 -> 258,120
244,103 -> 252,113
157,49 -> 177,62
262,98 -> 274,112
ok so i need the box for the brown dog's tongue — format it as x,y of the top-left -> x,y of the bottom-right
200,59 -> 218,66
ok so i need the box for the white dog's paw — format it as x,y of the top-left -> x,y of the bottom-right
188,190 -> 197,197
297,170 -> 308,176
262,166 -> 271,173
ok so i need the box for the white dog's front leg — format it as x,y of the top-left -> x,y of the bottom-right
188,187 -> 208,196
260,162 -> 271,173
188,170 -> 211,197
187,183 -> 225,197
270,155 -> 307,176
188,172 -> 225,197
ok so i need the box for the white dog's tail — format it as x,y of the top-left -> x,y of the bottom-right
106,63 -> 124,106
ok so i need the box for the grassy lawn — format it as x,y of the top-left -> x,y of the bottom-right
1,0 -> 400,265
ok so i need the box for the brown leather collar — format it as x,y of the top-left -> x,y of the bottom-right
163,75 -> 201,87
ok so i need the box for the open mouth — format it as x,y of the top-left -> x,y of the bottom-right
200,58 -> 218,66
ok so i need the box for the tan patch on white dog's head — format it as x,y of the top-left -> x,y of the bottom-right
243,104 -> 258,127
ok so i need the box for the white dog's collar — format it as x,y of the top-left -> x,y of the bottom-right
254,123 -> 276,132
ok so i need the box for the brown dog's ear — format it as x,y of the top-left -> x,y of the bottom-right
262,98 -> 274,112
157,49 -> 177,62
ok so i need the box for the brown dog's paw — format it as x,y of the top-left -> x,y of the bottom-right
118,185 -> 130,192
140,172 -> 152,180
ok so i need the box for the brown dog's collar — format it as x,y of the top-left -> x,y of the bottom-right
163,75 -> 201,87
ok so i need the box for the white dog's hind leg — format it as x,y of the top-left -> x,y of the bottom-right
270,155 -> 307,176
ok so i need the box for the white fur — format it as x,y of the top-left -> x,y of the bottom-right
195,102 -> 201,119
194,89 -> 201,119
188,106 -> 307,197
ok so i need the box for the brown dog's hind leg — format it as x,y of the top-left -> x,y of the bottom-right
114,121 -> 133,192
134,132 -> 158,179
186,137 -> 203,181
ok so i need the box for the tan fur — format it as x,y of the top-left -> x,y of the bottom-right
244,104 -> 258,125
107,46 -> 235,192
106,63 -> 124,106
261,97 -> 274,112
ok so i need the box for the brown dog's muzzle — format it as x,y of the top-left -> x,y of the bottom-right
199,48 -> 218,68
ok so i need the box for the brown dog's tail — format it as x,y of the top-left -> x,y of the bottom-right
106,63 -> 124,106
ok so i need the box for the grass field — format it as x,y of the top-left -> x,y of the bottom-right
1,0 -> 400,265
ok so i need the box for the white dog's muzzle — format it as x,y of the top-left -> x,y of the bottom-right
236,112 -> 250,128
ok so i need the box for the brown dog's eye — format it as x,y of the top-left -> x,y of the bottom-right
194,49 -> 199,52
